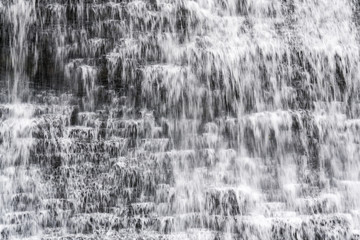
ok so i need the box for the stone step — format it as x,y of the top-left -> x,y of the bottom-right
203,186 -> 260,216
66,212 -> 138,234
33,138 -> 128,156
294,193 -> 341,215
7,193 -> 41,212
40,229 -> 166,240
66,127 -> 99,141
257,201 -> 287,217
0,209 -> 71,232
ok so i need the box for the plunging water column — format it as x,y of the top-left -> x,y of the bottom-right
1,0 -> 360,239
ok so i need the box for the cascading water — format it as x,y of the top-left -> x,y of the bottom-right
2,0 -> 36,101
1,0 -> 360,239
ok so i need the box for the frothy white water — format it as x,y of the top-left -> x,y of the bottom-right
0,104 -> 38,236
0,0 -> 360,239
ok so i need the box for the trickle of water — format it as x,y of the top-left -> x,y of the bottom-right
1,0 -> 360,239
3,0 -> 37,102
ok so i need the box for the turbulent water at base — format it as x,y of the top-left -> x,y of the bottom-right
1,0 -> 360,239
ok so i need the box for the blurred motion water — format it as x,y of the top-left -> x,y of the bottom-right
1,0 -> 360,239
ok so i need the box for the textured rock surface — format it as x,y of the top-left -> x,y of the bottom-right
1,0 -> 360,239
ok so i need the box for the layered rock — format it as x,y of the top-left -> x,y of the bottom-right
1,0 -> 360,239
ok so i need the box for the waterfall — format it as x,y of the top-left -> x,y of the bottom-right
2,0 -> 37,102
1,0 -> 360,239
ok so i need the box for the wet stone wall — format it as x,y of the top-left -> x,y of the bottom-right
1,0 -> 360,239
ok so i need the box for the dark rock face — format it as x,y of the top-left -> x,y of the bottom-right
1,0 -> 360,239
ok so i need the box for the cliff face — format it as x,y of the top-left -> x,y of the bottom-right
1,0 -> 360,239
